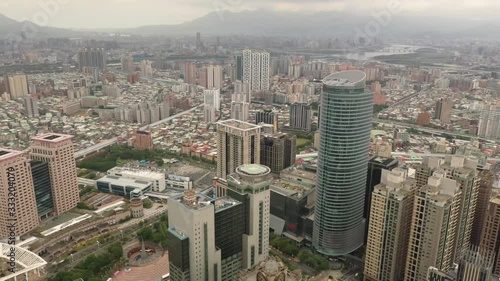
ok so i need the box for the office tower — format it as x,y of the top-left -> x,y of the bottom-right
480,197 -> 500,274
77,48 -> 106,71
270,168 -> 316,239
226,164 -> 271,269
135,131 -> 153,150
167,190 -> 220,281
230,101 -> 250,122
456,248 -> 494,281
260,133 -> 296,175
140,60 -> 153,77
214,196 -> 245,280
289,103 -> 312,132
283,135 -> 296,169
415,156 -> 480,261
364,169 -> 416,281
30,161 -> 53,220
30,133 -> 79,215
478,101 -> 500,139
242,49 -> 270,92
204,89 -> 220,111
365,157 -> 399,239
6,74 -> 29,99
181,62 -> 197,85
435,98 -> 453,124
313,71 -> 373,256
207,65 -> 223,89
236,55 -> 243,81
216,120 -> 261,179
0,149 -> 39,239
121,54 -> 135,73
24,95 -> 39,118
256,110 -> 278,132
204,105 -> 216,123
404,173 -> 461,281
471,171 -> 494,246
196,32 -> 203,51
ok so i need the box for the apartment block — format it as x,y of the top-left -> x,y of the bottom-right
364,168 -> 416,281
415,156 -> 480,260
480,197 -> 500,275
404,173 -> 461,281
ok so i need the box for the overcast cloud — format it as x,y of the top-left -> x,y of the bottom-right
0,0 -> 498,29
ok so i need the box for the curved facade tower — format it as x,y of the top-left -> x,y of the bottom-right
313,70 -> 373,256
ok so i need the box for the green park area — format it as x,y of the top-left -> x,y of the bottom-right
76,146 -> 165,172
77,145 -> 216,172
49,242 -> 123,281
296,138 -> 312,148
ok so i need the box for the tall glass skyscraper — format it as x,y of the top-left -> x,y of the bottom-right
313,70 -> 374,256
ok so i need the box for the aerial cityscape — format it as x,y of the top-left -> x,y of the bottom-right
2,0 -> 500,281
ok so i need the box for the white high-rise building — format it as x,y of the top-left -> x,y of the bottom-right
242,49 -> 252,86
207,65 -> 223,89
242,49 -> 270,92
478,101 -> 500,139
121,54 -> 134,73
24,94 -> 39,117
230,101 -> 250,122
204,89 -> 220,111
140,60 -> 153,77
204,105 -> 216,123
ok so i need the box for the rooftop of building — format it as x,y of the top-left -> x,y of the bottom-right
213,196 -> 241,212
171,190 -> 213,211
0,148 -> 23,161
369,156 -> 399,166
97,175 -> 152,189
280,166 -> 316,181
108,166 -> 165,179
217,119 -> 261,131
323,70 -> 366,87
238,164 -> 270,176
31,133 -> 73,143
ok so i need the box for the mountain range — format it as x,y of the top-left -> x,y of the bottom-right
0,10 -> 499,40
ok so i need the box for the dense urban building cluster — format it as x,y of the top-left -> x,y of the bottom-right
2,7 -> 500,280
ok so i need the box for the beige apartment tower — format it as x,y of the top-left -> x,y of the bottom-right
480,197 -> 500,275
404,173 -> 461,281
415,156 -> 480,261
30,133 -> 79,215
364,168 -> 416,281
0,149 -> 39,239
216,119 -> 261,180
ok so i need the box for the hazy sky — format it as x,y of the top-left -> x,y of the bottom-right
0,0 -> 498,29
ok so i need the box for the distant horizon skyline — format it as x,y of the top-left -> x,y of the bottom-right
0,0 -> 499,29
